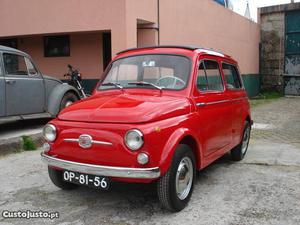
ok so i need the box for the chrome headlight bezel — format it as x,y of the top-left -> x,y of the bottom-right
124,129 -> 144,151
43,124 -> 57,142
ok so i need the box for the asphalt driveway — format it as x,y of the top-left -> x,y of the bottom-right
0,97 -> 299,225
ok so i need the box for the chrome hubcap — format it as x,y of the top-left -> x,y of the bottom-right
65,101 -> 74,107
176,157 -> 193,200
241,126 -> 250,155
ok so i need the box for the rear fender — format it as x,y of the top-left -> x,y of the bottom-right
159,128 -> 202,176
47,84 -> 79,116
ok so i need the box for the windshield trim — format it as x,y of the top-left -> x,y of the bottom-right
97,53 -> 192,92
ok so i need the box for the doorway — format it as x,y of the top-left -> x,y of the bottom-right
284,10 -> 300,95
102,32 -> 111,71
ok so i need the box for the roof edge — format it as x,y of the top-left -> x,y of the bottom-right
260,2 -> 300,14
117,45 -> 202,55
0,45 -> 29,56
117,45 -> 227,57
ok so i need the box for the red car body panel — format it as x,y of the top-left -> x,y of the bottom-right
58,91 -> 191,124
45,46 -> 251,183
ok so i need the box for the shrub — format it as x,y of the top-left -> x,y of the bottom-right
22,136 -> 37,151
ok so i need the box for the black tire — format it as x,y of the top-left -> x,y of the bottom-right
157,144 -> 196,212
60,92 -> 79,111
48,167 -> 78,190
231,121 -> 251,161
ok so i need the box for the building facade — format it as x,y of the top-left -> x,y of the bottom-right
260,2 -> 300,95
0,0 -> 260,96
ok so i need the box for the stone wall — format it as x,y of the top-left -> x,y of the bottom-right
260,12 -> 285,92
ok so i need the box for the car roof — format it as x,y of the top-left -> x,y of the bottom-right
0,45 -> 29,56
117,45 -> 232,59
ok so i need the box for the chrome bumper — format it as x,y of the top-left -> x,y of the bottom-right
41,152 -> 161,179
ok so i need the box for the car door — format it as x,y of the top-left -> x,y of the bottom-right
222,62 -> 247,145
193,58 -> 232,157
3,52 -> 45,116
0,52 -> 5,117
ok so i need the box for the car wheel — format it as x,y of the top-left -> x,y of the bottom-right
48,167 -> 78,190
60,92 -> 79,111
157,144 -> 196,212
231,121 -> 251,161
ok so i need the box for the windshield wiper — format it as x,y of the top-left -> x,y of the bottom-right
102,82 -> 123,90
128,81 -> 162,91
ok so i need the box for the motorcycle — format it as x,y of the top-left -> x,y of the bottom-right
64,64 -> 88,99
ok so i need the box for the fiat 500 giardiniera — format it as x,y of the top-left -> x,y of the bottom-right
41,46 -> 252,212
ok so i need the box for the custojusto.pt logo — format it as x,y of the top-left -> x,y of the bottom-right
2,210 -> 59,220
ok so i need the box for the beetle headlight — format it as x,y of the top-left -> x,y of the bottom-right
43,124 -> 57,142
124,129 -> 144,151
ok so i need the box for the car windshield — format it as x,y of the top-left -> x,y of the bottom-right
99,54 -> 191,91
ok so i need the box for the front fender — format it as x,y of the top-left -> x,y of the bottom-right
158,127 -> 201,176
47,83 -> 79,116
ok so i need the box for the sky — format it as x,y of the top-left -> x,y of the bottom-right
231,0 -> 300,21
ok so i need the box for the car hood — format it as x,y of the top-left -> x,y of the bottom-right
58,93 -> 191,123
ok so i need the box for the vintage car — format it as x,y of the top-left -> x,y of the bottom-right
41,46 -> 252,212
0,45 -> 80,123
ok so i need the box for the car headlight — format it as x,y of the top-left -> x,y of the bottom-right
124,129 -> 144,150
43,124 -> 57,142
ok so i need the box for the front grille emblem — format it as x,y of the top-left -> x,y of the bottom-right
78,134 -> 93,149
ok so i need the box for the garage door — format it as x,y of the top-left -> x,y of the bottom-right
285,10 -> 300,95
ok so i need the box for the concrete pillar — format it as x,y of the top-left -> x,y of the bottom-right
111,20 -> 138,56
137,29 -> 158,47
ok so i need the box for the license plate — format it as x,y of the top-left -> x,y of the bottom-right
63,170 -> 109,190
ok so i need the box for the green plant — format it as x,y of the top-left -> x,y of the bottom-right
22,136 -> 37,151
250,91 -> 283,108
256,91 -> 283,99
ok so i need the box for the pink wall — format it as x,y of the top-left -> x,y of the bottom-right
0,0 -> 158,55
159,0 -> 260,74
18,33 -> 103,79
124,0 -> 158,49
0,0 -> 260,76
0,0 -> 158,78
0,0 -> 124,36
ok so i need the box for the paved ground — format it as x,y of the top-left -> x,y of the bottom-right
251,97 -> 300,147
0,97 -> 299,225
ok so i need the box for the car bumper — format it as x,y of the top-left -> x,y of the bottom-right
41,152 -> 161,179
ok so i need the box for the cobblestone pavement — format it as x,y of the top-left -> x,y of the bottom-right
0,97 -> 299,225
251,97 -> 300,146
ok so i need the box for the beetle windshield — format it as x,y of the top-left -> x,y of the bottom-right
99,54 -> 191,90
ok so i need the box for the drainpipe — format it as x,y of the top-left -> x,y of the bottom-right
157,0 -> 160,45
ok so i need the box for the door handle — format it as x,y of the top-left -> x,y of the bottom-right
196,102 -> 206,107
5,80 -> 16,84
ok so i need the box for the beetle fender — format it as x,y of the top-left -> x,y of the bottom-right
47,83 -> 79,116
159,128 -> 202,176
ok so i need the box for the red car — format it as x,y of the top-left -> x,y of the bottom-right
41,46 -> 252,212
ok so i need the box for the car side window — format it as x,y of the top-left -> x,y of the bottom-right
24,57 -> 38,76
197,60 -> 223,92
197,62 -> 208,91
3,53 -> 29,76
222,63 -> 242,89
